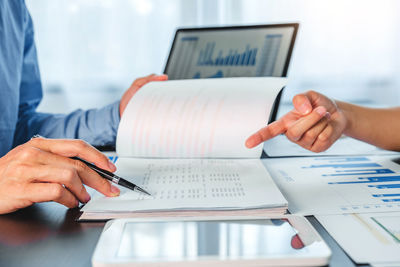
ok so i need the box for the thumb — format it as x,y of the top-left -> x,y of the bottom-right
151,74 -> 168,81
292,94 -> 312,115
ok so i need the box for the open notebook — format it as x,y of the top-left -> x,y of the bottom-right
79,77 -> 288,220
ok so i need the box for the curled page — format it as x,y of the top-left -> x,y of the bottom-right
117,77 -> 286,158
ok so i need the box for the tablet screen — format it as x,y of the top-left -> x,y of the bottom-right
117,219 -> 307,261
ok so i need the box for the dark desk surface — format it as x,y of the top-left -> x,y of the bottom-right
0,202 -> 370,267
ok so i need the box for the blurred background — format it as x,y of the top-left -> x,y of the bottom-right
26,0 -> 400,114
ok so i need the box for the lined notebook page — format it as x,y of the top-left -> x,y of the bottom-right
116,77 -> 286,158
81,158 -> 287,213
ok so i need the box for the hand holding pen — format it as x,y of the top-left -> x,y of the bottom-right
32,135 -> 151,196
0,136 -> 122,214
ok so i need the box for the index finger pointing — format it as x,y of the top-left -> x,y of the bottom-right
245,119 -> 286,148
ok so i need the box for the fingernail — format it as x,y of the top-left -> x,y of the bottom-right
85,193 -> 91,203
315,106 -> 326,116
325,112 -> 331,119
245,139 -> 253,148
299,102 -> 311,115
108,161 -> 117,172
111,185 -> 120,196
75,199 -> 79,207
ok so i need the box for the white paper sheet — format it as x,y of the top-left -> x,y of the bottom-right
263,155 -> 400,215
117,77 -> 286,158
316,212 -> 400,264
264,134 -> 397,157
371,263 -> 400,267
82,158 -> 287,213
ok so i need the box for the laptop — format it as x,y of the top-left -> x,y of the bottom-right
164,23 -> 298,79
163,23 -> 299,122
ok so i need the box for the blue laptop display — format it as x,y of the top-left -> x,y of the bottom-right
164,23 -> 298,80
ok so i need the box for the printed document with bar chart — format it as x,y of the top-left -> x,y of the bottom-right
80,77 -> 288,220
264,155 -> 400,215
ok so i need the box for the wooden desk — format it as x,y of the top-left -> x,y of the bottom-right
0,202 -> 370,267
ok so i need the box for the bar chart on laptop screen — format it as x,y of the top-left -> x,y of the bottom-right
166,27 -> 294,80
264,155 -> 400,215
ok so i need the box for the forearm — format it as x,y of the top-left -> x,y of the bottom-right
338,101 -> 400,151
13,101 -> 120,148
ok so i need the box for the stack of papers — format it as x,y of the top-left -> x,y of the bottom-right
264,155 -> 400,265
80,159 -> 287,220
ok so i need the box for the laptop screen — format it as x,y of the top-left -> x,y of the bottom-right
164,24 -> 298,80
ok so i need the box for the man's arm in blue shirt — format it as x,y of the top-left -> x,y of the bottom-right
12,5 -> 120,148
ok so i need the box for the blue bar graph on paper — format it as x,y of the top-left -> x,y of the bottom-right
322,168 -> 394,176
369,184 -> 400,189
304,163 -> 381,169
329,176 -> 400,184
108,156 -> 118,164
313,157 -> 370,163
196,43 -> 258,66
373,194 -> 400,197
382,199 -> 400,202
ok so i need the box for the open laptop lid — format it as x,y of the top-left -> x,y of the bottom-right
163,23 -> 298,122
164,23 -> 298,79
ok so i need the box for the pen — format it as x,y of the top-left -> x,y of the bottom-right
31,135 -> 151,196
71,157 -> 152,196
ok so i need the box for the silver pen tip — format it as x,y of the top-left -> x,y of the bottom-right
135,186 -> 152,196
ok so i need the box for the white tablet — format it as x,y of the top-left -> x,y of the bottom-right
92,216 -> 331,266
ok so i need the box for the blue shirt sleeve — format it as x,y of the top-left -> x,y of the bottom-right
13,3 -> 120,147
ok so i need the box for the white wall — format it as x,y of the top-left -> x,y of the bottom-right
26,0 -> 400,113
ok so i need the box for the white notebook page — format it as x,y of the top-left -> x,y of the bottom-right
116,77 -> 286,158
82,158 -> 287,213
